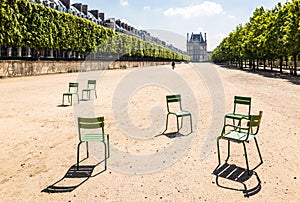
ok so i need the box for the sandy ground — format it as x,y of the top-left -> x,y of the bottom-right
0,62 -> 299,201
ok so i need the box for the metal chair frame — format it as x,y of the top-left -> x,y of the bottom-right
217,111 -> 263,175
164,94 -> 192,134
82,80 -> 97,100
77,117 -> 110,170
62,82 -> 79,105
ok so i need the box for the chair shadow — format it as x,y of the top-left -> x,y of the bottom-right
41,158 -> 106,193
80,99 -> 90,102
57,104 -> 71,107
212,163 -> 262,197
155,131 -> 190,138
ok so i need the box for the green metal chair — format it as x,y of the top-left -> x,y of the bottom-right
164,94 -> 192,133
77,117 -> 110,170
217,111 -> 263,174
224,96 -> 251,125
62,82 -> 79,105
82,80 -> 97,100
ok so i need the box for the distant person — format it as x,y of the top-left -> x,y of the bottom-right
171,61 -> 175,69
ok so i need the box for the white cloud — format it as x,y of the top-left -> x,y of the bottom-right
144,6 -> 151,11
227,14 -> 236,19
163,1 -> 223,19
120,0 -> 128,6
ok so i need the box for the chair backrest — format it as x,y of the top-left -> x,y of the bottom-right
233,96 -> 251,115
77,117 -> 105,140
166,94 -> 182,112
248,111 -> 263,135
249,111 -> 263,134
68,82 -> 79,93
87,80 -> 96,90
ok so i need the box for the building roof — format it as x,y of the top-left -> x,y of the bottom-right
189,33 -> 206,43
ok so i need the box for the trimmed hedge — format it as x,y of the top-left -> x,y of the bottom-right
0,0 -> 189,61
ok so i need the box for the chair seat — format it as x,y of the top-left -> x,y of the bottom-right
170,111 -> 191,117
63,92 -> 78,96
225,113 -> 248,120
82,89 -> 92,92
81,133 -> 108,142
223,131 -> 255,142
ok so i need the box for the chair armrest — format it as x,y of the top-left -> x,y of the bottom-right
220,124 -> 249,137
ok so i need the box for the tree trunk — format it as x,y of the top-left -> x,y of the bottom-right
240,59 -> 243,69
17,47 -> 22,57
270,59 -> 273,71
241,58 -> 243,69
26,47 -> 31,57
293,54 -> 297,76
48,49 -> 54,58
249,59 -> 251,69
279,57 -> 283,74
7,47 -> 12,57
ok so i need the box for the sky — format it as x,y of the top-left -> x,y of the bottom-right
73,0 -> 289,51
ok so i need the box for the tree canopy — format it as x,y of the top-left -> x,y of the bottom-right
211,0 -> 300,75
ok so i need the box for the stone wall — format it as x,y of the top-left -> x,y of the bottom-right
0,60 -> 170,78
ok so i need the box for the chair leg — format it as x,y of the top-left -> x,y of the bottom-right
225,140 -> 230,162
176,116 -> 180,132
76,94 -> 79,103
254,137 -> 263,167
179,117 -> 183,130
103,142 -> 107,169
242,142 -> 250,175
82,91 -> 84,100
62,95 -> 65,105
94,90 -> 97,99
69,95 -> 72,106
107,135 -> 110,158
164,114 -> 170,133
189,114 -> 193,133
82,91 -> 88,100
217,137 -> 221,166
77,141 -> 83,170
223,117 -> 226,126
86,142 -> 89,158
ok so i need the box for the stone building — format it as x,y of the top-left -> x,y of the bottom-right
186,32 -> 208,62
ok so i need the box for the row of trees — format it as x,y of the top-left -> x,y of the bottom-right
211,0 -> 300,75
96,34 -> 188,61
0,0 -> 189,61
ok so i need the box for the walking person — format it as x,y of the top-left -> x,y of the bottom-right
171,61 -> 175,69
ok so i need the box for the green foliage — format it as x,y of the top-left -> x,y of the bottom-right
0,0 -> 189,61
211,0 -> 300,74
95,32 -> 189,60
